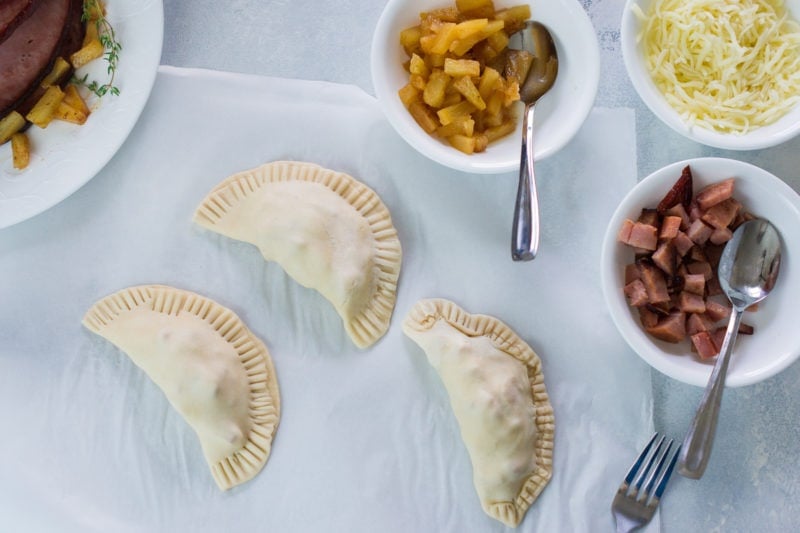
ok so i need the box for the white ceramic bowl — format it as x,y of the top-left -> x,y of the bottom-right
371,0 -> 600,174
621,0 -> 800,151
601,158 -> 800,387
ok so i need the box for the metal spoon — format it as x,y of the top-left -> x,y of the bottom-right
511,22 -> 558,262
677,219 -> 782,479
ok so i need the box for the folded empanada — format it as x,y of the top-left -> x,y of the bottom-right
403,299 -> 554,527
193,161 -> 402,349
83,285 -> 280,490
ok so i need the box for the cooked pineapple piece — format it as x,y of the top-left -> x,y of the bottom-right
26,85 -> 66,128
443,58 -> 480,77
0,111 -> 26,144
11,133 -> 31,169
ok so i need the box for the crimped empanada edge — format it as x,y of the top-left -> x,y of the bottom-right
192,161 -> 402,348
403,298 -> 555,527
83,284 -> 281,491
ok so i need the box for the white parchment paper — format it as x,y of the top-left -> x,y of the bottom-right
0,67 -> 655,532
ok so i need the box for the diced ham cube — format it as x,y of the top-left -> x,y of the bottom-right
624,279 -> 649,307
639,306 -> 659,329
710,226 -> 733,245
696,178 -> 735,210
619,219 -> 658,251
659,216 -> 682,239
638,208 -> 659,227
664,203 -> 691,230
739,323 -> 755,335
638,261 -> 671,303
678,291 -> 706,313
705,244 -> 724,268
687,261 -> 713,281
687,219 -> 713,245
687,313 -> 715,335
691,331 -> 719,359
652,240 -> 676,276
689,201 -> 703,222
683,273 -> 706,295
705,300 -> 731,322
689,245 -> 708,263
625,263 -> 640,284
702,198 -> 741,229
618,218 -> 634,242
646,311 -> 687,343
707,276 -> 723,296
711,327 -> 728,352
673,231 -> 695,257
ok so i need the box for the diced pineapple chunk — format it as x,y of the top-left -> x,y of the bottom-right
443,58 -> 481,77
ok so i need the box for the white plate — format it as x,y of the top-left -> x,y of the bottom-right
371,0 -> 600,174
601,158 -> 800,387
0,0 -> 164,229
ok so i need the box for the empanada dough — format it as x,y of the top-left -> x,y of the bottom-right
83,285 -> 280,490
403,299 -> 554,527
193,161 -> 402,349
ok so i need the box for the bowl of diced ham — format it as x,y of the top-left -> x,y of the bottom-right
601,157 -> 800,387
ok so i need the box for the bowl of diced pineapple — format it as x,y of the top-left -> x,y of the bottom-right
370,0 -> 600,174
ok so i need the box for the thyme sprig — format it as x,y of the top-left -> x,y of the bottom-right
73,0 -> 122,98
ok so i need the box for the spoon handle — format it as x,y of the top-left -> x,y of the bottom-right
511,103 -> 539,261
678,306 -> 744,479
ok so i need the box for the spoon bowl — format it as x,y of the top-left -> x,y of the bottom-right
511,22 -> 559,261
678,219 -> 782,479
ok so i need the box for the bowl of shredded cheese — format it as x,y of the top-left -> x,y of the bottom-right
621,0 -> 800,150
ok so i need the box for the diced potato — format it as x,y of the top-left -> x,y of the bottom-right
398,83 -> 420,108
457,0 -> 494,11
423,69 -> 450,108
83,17 -> 99,46
409,53 -> 429,78
53,101 -> 89,125
473,133 -> 489,152
478,66 -> 501,99
400,26 -> 422,55
437,100 -> 476,125
504,50 -> 534,86
0,111 -> 26,144
447,134 -> 476,154
452,76 -> 486,110
421,22 -> 459,55
25,85 -> 65,128
40,57 -> 71,89
85,0 -> 106,22
485,118 -> 517,142
11,133 -> 31,169
443,58 -> 481,77
494,5 -> 531,34
454,18 -> 489,40
70,38 -> 104,69
436,117 -> 475,137
63,84 -> 91,115
486,29 -> 510,52
441,91 -> 462,107
410,73 -> 427,90
409,101 -> 440,133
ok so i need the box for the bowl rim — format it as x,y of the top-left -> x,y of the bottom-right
601,157 -> 800,387
370,0 -> 601,174
620,0 -> 800,151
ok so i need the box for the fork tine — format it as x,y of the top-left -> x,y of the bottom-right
653,444 -> 681,500
632,434 -> 666,492
622,432 -> 658,486
641,439 -> 674,501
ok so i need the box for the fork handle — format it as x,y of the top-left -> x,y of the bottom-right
511,103 -> 539,261
678,307 -> 743,479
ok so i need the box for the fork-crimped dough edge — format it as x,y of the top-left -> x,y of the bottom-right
82,284 -> 281,491
403,298 -> 555,528
192,161 -> 402,349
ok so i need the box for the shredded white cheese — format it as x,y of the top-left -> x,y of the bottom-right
635,0 -> 800,134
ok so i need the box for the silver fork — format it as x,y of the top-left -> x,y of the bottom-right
611,433 -> 681,532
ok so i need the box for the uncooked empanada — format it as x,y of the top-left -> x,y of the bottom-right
402,299 -> 554,527
193,161 -> 402,349
82,285 -> 280,491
